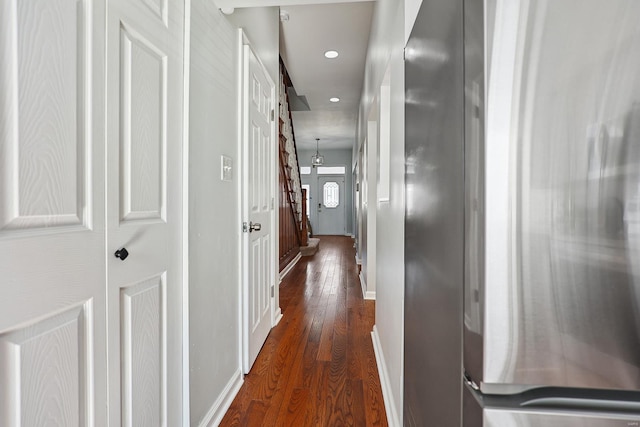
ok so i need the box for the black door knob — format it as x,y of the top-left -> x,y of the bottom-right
114,248 -> 129,261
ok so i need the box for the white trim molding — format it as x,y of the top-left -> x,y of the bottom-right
359,271 -> 376,300
279,252 -> 301,282
181,1 -> 192,424
371,327 -> 400,427
273,307 -> 283,327
198,369 -> 244,427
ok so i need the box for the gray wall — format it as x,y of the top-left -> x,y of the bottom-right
355,0 -> 420,422
298,148 -> 353,235
188,3 -> 279,425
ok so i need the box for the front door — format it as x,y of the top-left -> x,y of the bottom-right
317,176 -> 346,235
106,1 -> 184,425
242,44 -> 275,372
0,1 -> 108,425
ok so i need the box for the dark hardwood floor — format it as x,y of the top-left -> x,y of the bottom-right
220,236 -> 388,426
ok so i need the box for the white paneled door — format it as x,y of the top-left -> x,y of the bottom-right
242,44 -> 275,373
0,1 -> 107,425
107,1 -> 184,426
0,1 -> 183,425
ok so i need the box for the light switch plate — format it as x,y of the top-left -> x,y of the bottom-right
221,155 -> 233,181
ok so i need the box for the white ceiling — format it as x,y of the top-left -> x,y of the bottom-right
213,0 -> 375,151
279,2 -> 374,151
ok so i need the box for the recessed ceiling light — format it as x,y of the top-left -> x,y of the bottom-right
330,97 -> 340,103
324,50 -> 339,59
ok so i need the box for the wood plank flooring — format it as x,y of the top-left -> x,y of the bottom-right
220,236 -> 388,427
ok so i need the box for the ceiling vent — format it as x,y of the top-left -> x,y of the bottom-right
286,86 -> 310,111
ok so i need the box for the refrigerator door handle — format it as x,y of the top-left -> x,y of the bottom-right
521,397 -> 640,412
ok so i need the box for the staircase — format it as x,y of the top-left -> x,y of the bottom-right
278,59 -> 318,273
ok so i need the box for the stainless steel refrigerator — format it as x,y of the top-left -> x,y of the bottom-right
405,0 -> 640,425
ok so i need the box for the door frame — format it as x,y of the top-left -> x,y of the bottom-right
237,29 -> 279,373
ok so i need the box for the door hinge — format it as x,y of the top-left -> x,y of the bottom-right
270,109 -> 275,121
403,47 -> 406,61
271,286 -> 274,298
242,221 -> 248,233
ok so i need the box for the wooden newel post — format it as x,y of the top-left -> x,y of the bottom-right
300,188 -> 308,247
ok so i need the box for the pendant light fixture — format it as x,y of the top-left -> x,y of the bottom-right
311,138 -> 324,166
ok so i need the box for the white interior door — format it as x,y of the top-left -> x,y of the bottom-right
106,1 -> 184,425
242,44 -> 275,373
0,1 -> 107,425
317,176 -> 346,235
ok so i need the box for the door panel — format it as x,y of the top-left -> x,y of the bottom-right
482,0 -> 640,392
107,0 -> 183,425
120,274 -> 165,427
464,385 -> 640,426
141,0 -> 168,24
317,176 -> 346,235
250,239 -> 262,332
1,0 -> 89,232
0,0 -> 107,425
463,0 -> 486,388
243,45 -> 274,372
119,25 -> 166,223
0,305 -> 91,426
403,0 -> 465,425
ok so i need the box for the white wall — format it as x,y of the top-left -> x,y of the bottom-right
405,0 -> 423,44
356,0 -> 410,424
299,148 -> 354,235
226,7 -> 280,84
374,10 -> 405,422
188,3 -> 279,426
189,3 -> 238,424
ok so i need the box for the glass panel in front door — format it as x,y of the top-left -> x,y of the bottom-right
323,182 -> 339,208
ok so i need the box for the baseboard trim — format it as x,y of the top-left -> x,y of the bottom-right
279,252 -> 301,282
355,256 -> 361,265
198,368 -> 244,427
371,326 -> 401,427
359,271 -> 376,300
273,307 -> 283,326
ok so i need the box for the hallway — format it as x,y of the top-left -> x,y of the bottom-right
220,236 -> 388,426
